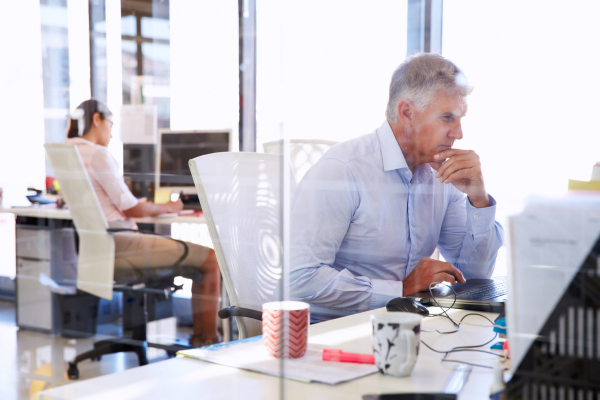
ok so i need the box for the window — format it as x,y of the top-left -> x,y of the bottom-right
120,8 -> 171,129
256,0 -> 408,148
40,0 -> 71,174
443,0 -> 600,275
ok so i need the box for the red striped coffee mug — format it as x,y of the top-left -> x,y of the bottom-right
262,301 -> 310,359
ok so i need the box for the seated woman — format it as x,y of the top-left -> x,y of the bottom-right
65,99 -> 220,347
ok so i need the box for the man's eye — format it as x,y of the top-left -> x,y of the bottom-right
444,115 -> 453,121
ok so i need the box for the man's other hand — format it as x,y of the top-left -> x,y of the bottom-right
402,257 -> 466,296
165,199 -> 184,213
429,149 -> 489,208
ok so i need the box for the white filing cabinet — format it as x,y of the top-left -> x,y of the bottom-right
15,220 -> 122,334
16,227 -> 53,331
15,223 -> 79,332
17,258 -> 52,330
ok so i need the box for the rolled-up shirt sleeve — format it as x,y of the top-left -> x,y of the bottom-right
290,159 -> 402,315
437,188 -> 504,279
91,148 -> 138,211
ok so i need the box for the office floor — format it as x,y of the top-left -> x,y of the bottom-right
0,300 -> 195,400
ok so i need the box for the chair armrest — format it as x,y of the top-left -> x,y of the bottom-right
218,306 -> 262,321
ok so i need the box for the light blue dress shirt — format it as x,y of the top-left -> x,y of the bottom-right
290,121 -> 504,322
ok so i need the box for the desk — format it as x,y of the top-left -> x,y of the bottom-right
39,307 -> 504,399
0,206 -> 207,332
0,206 -> 207,225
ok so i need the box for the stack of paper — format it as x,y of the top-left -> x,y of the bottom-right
178,336 -> 378,385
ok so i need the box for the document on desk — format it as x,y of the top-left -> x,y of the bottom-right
179,336 -> 378,385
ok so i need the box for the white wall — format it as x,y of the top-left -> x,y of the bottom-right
0,214 -> 15,277
0,0 -> 46,205
170,0 -> 239,150
256,0 -> 408,149
443,0 -> 600,226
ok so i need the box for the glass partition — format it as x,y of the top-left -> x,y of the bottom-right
1,1 -> 598,399
444,1 -> 600,397
443,0 -> 600,276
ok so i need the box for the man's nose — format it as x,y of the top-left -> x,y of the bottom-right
449,121 -> 463,140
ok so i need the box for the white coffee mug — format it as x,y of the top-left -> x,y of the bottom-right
370,313 -> 423,377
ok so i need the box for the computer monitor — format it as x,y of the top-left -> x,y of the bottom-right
156,129 -> 232,194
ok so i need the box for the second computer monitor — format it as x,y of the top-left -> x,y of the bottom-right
156,129 -> 231,194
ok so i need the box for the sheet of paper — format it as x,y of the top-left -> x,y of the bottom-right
155,213 -> 178,218
179,336 -> 378,385
38,272 -> 77,295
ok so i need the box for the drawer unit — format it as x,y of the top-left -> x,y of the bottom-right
16,227 -> 51,260
15,226 -> 65,332
17,258 -> 52,331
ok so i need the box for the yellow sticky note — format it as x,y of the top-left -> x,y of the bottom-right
568,179 -> 600,191
154,189 -> 171,204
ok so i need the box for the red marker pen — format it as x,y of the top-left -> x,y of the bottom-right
322,349 -> 375,364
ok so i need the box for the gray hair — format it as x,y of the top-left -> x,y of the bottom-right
385,53 -> 473,123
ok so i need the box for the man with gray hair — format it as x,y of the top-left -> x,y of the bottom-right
290,53 -> 503,322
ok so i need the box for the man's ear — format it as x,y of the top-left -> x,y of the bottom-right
396,99 -> 414,128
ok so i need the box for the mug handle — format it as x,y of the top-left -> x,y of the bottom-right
399,329 -> 417,374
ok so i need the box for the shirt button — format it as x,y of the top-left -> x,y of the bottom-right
474,215 -> 480,219
473,249 -> 478,252
404,171 -> 409,175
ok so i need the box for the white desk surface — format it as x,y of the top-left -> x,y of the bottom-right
39,307 -> 504,400
0,206 -> 206,225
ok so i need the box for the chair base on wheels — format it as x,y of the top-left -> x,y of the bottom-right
66,279 -> 193,380
67,337 -> 191,380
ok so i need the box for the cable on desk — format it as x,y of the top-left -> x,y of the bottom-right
420,332 -> 506,369
421,282 -> 460,334
421,282 -> 499,334
426,282 -> 458,317
419,282 -> 509,369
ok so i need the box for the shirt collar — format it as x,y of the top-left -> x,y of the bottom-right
376,120 -> 432,183
376,120 -> 408,172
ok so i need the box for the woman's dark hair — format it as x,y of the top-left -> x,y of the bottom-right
67,99 -> 113,138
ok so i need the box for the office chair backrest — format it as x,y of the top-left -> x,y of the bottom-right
262,139 -> 338,183
189,153 -> 296,339
44,143 -> 115,300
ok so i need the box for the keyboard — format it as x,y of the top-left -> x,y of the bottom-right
451,281 -> 507,301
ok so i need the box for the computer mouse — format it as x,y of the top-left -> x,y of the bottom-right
386,297 -> 429,316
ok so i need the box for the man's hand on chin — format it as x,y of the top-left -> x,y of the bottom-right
429,149 -> 490,208
402,257 -> 466,297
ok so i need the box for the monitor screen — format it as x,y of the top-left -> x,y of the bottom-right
159,131 -> 230,188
